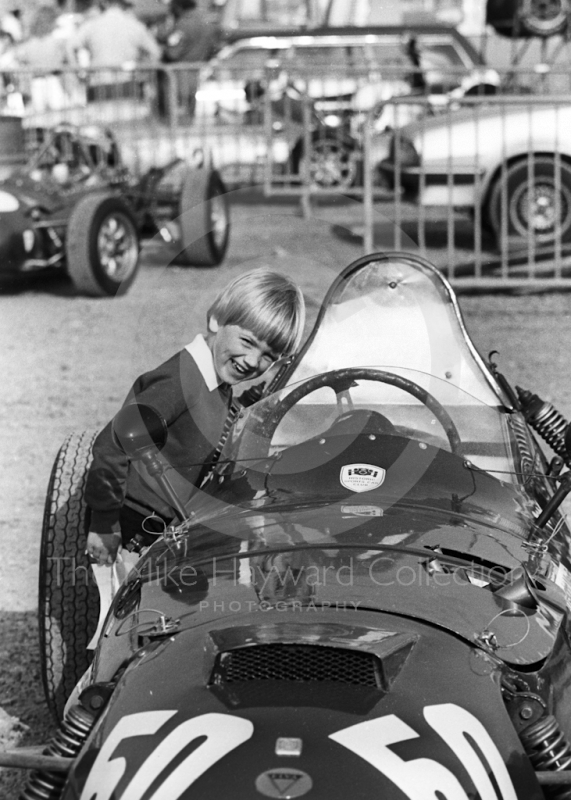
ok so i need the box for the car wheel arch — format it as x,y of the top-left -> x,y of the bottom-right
483,152 -> 571,241
481,151 -> 571,214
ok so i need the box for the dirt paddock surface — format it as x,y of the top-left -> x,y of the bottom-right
1,196 -> 571,796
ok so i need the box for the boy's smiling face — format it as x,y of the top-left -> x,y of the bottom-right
208,320 -> 280,385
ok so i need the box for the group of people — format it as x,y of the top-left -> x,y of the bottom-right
0,0 -> 216,116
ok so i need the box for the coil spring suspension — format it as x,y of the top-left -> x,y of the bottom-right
520,714 -> 571,799
19,705 -> 96,800
517,387 -> 570,465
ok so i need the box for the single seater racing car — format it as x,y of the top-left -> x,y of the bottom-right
8,251 -> 571,798
0,120 -> 230,296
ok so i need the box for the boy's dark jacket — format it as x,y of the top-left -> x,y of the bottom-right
86,348 -> 231,533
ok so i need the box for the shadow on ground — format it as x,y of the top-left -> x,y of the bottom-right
0,271 -> 77,298
0,611 -> 55,799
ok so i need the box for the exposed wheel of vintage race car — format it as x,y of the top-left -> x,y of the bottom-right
261,366 -> 463,453
66,192 -> 140,297
488,156 -> 571,245
175,167 -> 230,266
39,431 -> 100,722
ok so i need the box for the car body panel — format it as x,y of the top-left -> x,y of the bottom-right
381,101 -> 571,207
41,252 -> 571,798
64,612 -> 542,800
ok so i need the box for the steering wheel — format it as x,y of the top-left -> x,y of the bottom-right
260,368 -> 463,455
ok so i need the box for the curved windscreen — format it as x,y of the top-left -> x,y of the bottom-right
284,257 -> 504,407
223,366 -> 517,481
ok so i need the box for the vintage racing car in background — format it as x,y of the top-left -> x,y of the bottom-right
6,251 -> 571,797
0,118 -> 230,296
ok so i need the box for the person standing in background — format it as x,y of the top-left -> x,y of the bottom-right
69,0 -> 161,100
161,0 -> 216,119
10,5 -> 70,112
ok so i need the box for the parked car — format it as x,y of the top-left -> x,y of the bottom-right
195,25 -> 499,190
0,119 -> 230,296
7,251 -> 571,798
197,24 -> 497,121
378,99 -> 571,246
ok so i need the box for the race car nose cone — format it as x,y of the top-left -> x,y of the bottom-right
256,768 -> 313,798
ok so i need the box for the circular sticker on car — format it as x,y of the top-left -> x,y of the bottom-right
255,768 -> 313,798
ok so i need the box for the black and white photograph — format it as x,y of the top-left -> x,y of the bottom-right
2,0 -> 571,798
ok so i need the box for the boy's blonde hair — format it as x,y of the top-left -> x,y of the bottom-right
208,269 -> 305,356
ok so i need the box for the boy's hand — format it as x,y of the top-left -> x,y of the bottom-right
86,531 -> 122,566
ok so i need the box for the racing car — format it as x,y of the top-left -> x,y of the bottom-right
8,251 -> 571,798
0,121 -> 230,296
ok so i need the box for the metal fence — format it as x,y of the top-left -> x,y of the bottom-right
360,92 -> 571,289
4,60 -> 571,288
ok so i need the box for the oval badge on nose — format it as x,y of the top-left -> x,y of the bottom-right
256,768 -> 313,798
340,463 -> 386,493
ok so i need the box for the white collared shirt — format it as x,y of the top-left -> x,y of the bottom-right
185,334 -> 221,391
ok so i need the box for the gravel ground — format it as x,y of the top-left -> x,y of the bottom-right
1,196 -> 570,797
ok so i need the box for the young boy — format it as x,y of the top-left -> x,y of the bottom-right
85,269 -> 305,566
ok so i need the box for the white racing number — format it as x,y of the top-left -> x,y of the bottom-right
329,702 -> 517,800
80,712 -> 254,800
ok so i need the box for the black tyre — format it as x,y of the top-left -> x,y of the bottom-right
486,0 -> 569,36
66,192 -> 140,297
291,132 -> 360,190
176,168 -> 230,266
520,0 -> 569,35
488,157 -> 571,245
39,431 -> 100,722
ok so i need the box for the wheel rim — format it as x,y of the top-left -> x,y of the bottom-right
96,212 -> 138,281
511,178 -> 571,240
308,142 -> 356,189
210,192 -> 228,249
523,0 -> 567,30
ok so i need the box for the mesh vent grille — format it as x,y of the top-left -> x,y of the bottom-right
212,644 -> 381,687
